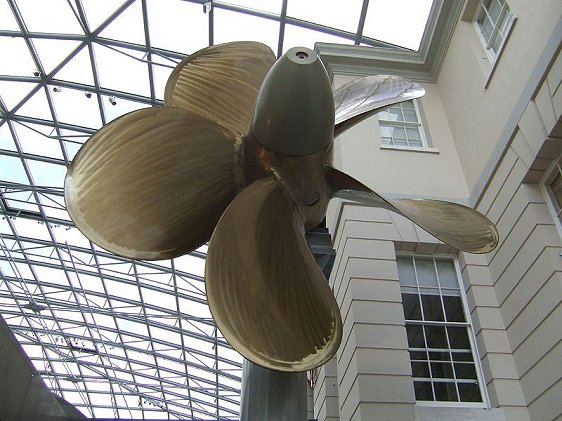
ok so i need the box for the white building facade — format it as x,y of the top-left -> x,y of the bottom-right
312,1 -> 562,420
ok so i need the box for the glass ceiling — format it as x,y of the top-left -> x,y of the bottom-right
0,0 -> 432,419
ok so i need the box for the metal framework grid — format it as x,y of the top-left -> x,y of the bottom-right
0,0 -> 426,418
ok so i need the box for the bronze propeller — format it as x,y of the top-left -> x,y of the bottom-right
65,41 -> 498,372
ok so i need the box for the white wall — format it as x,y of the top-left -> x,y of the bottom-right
437,0 -> 562,195
316,3 -> 562,420
333,77 -> 470,202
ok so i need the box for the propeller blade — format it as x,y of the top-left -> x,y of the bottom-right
165,41 -> 276,136
326,166 -> 498,254
206,177 -> 343,372
333,75 -> 425,137
65,107 -> 240,260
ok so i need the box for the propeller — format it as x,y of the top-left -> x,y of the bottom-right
65,42 -> 498,372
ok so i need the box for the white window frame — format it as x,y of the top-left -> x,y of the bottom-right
541,154 -> 562,237
475,0 -> 514,60
397,254 -> 489,408
474,0 -> 517,87
377,99 -> 433,151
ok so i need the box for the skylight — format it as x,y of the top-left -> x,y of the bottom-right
0,0 -> 434,418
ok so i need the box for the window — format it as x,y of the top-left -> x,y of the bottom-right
475,0 -> 514,59
543,155 -> 562,230
378,100 -> 427,148
397,256 -> 486,405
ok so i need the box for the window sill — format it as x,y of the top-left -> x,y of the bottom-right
481,16 -> 517,89
380,144 -> 439,154
415,401 -> 486,408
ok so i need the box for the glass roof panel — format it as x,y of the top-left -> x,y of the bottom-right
50,86 -> 103,129
1,1 -> 435,418
32,39 -> 82,75
99,0 -> 146,46
3,189 -> 40,214
0,1 -> 18,31
0,36 -> 36,76
26,159 -> 67,188
287,0 -> 364,33
17,87 -> 53,121
37,193 -> 68,221
81,0 -> 123,32
93,44 -> 151,97
214,9 -> 279,54
0,81 -> 36,111
101,95 -> 148,123
15,0 -> 84,35
150,55 -> 175,101
14,122 -> 64,160
363,0 -> 433,50
1,155 -> 30,184
146,0 -> 209,54
52,46 -> 95,86
222,0 -> 283,15
0,123 -> 17,151
283,23 -> 354,53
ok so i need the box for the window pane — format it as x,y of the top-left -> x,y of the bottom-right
497,12 -> 511,36
402,293 -> 422,320
454,362 -> 477,379
414,381 -> 434,400
430,361 -> 454,378
392,126 -> 406,140
452,351 -> 474,362
388,107 -> 403,121
379,124 -> 393,139
407,325 -> 425,348
406,127 -> 421,140
551,173 -> 562,199
402,101 -> 415,110
415,258 -> 438,287
410,350 -> 427,360
491,33 -> 503,53
458,383 -> 482,402
421,294 -> 444,321
443,296 -> 465,322
436,260 -> 458,289
425,326 -> 447,349
488,0 -> 503,23
411,361 -> 430,377
551,173 -> 562,208
434,381 -> 458,401
397,257 -> 416,286
447,326 -> 470,349
403,110 -> 418,123
429,351 -> 450,361
480,16 -> 494,41
393,137 -> 408,146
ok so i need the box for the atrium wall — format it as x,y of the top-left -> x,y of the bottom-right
314,2 -> 562,420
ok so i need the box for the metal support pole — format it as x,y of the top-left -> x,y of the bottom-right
239,359 -> 307,421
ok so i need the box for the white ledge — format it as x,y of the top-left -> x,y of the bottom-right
380,145 -> 440,154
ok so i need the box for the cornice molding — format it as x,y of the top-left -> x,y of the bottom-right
315,0 -> 465,82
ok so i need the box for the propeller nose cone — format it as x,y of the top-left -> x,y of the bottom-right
251,47 -> 335,156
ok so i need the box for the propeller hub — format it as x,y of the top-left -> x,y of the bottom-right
251,47 -> 335,156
